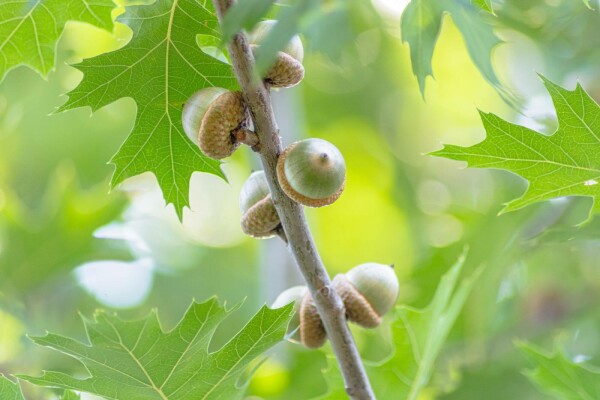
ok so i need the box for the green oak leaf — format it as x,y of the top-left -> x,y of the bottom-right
0,0 -> 115,82
320,251 -> 479,400
19,298 -> 293,400
59,0 -> 238,219
401,0 -> 503,97
431,77 -> 600,220
519,342 -> 600,400
0,375 -> 24,400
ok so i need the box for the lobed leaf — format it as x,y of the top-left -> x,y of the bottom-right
59,0 -> 238,219
0,0 -> 115,82
431,77 -> 600,221
19,298 -> 293,400
519,342 -> 600,400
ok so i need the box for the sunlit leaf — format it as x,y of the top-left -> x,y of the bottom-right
401,0 -> 504,98
519,342 -> 600,400
19,298 -> 293,400
0,0 -> 115,82
59,0 -> 238,219
431,77 -> 600,221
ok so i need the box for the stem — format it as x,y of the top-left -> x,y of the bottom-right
212,2 -> 375,398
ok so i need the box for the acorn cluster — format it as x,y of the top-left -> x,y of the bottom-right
183,20 -> 399,349
273,263 -> 399,348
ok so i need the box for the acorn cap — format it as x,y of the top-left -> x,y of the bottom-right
271,285 -> 308,343
182,87 -> 228,144
277,138 -> 346,207
333,274 -> 381,328
240,196 -> 280,238
239,171 -> 271,213
300,292 -> 327,348
198,90 -> 248,159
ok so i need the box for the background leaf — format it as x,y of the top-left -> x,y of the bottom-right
19,298 -> 293,400
519,342 -> 600,400
0,375 -> 24,400
401,0 -> 505,99
0,0 -> 115,82
431,77 -> 600,220
59,0 -> 238,219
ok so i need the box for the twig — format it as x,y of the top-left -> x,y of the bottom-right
212,1 -> 376,398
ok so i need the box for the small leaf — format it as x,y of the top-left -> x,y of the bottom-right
400,0 -> 443,96
0,0 -> 115,82
430,77 -> 600,221
0,375 -> 24,400
59,0 -> 238,219
19,298 -> 293,400
519,342 -> 600,400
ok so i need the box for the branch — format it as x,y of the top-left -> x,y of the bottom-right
211,1 -> 376,398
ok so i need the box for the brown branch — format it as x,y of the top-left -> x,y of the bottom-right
211,1 -> 376,399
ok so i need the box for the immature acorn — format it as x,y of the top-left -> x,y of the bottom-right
249,20 -> 305,88
333,263 -> 399,328
277,138 -> 346,207
182,88 -> 257,159
240,171 -> 280,238
272,285 -> 327,349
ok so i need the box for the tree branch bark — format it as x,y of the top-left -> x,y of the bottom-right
211,1 -> 376,398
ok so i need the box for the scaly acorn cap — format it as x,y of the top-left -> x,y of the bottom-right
249,20 -> 305,88
240,171 -> 280,238
271,285 -> 308,343
299,292 -> 327,348
276,138 -> 346,207
333,263 -> 399,328
198,90 -> 249,159
182,87 -> 228,144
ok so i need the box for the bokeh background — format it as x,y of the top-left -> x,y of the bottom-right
1,0 -> 600,398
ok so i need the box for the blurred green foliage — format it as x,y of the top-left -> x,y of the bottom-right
1,0 -> 600,399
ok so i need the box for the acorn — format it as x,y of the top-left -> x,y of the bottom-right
276,138 -> 346,207
271,285 -> 327,349
249,20 -> 305,88
333,263 -> 399,328
182,88 -> 258,159
240,171 -> 280,238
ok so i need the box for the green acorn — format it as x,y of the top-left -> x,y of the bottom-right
272,286 -> 327,349
182,88 -> 256,159
240,171 -> 280,238
333,263 -> 399,328
277,138 -> 346,207
249,20 -> 305,88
